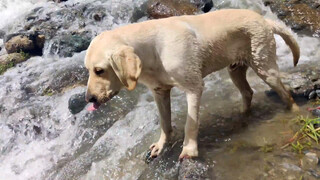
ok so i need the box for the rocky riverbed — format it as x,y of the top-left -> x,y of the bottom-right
0,0 -> 320,180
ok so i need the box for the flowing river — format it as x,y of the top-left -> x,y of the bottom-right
0,0 -> 320,179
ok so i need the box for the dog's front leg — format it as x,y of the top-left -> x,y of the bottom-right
179,89 -> 203,160
149,88 -> 173,158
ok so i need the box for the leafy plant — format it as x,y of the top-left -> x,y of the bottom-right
282,116 -> 320,153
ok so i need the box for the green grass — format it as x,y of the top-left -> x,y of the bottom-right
282,116 -> 320,153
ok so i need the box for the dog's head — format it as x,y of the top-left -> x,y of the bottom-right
84,37 -> 142,110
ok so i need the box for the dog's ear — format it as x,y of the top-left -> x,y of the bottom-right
110,46 -> 142,90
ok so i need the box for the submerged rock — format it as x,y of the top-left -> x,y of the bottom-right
68,92 -> 87,114
49,31 -> 92,57
42,63 -> 88,95
178,158 -> 211,180
4,32 -> 45,55
0,30 -> 5,39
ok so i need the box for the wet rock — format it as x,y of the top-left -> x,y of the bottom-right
130,1 -> 149,22
263,0 -> 320,37
301,152 -> 319,171
308,91 -> 317,100
84,6 -> 107,22
49,31 -> 92,57
68,92 -> 87,114
0,53 -> 30,74
147,0 -> 198,19
281,162 -> 302,172
4,32 -> 45,55
311,109 -> 320,117
178,158 -> 211,180
133,0 -> 213,22
24,3 -> 106,39
42,63 -> 88,95
266,62 -> 320,101
0,30 -> 5,39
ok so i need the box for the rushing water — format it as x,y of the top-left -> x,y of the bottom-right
0,0 -> 320,180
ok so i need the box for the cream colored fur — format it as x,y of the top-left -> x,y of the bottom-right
85,9 -> 300,159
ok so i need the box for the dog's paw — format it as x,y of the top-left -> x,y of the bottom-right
149,142 -> 165,158
179,146 -> 198,161
145,142 -> 165,163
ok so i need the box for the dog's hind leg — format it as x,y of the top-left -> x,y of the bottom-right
250,38 -> 299,112
228,63 -> 253,113
149,88 -> 173,158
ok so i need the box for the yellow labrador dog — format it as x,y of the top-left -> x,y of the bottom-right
85,9 -> 300,160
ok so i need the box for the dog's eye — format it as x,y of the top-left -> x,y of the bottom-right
94,68 -> 104,75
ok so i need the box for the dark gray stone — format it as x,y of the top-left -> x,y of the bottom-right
0,30 -> 5,39
49,31 -> 92,57
309,91 -> 317,100
190,0 -> 214,13
311,109 -> 320,117
43,63 -> 88,95
316,90 -> 320,97
68,92 -> 87,114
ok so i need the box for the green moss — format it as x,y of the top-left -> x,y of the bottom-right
19,51 -> 30,60
43,88 -> 54,96
0,51 -> 31,75
0,61 -> 15,75
259,144 -> 274,153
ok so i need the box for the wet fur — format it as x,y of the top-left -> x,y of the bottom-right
85,9 -> 300,159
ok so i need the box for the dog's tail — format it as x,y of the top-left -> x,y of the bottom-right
266,19 -> 300,66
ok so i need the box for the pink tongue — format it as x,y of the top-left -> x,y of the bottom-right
88,103 -> 101,111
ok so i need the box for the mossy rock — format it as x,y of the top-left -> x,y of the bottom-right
0,52 -> 30,75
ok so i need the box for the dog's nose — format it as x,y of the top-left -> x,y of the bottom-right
86,94 -> 98,103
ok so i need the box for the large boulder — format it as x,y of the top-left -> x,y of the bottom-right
147,0 -> 213,19
263,0 -> 320,37
4,32 -> 45,55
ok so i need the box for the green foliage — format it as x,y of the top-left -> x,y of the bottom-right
43,88 -> 54,96
259,144 -> 274,153
295,116 -> 320,143
284,116 -> 320,153
0,61 -> 15,75
19,51 -> 30,60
